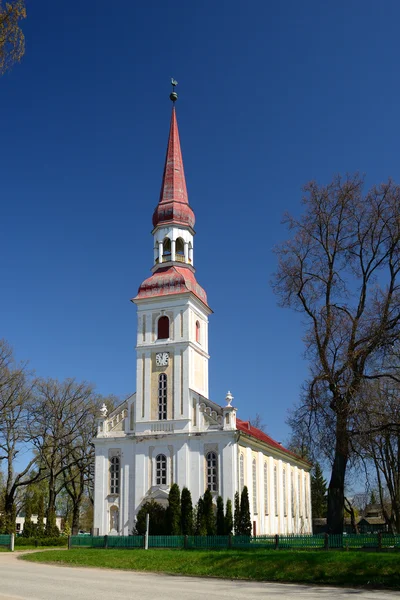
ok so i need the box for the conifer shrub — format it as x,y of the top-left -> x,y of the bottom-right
216,496 -> 225,535
233,491 -> 240,535
181,487 -> 194,535
224,498 -> 233,535
239,486 -> 252,536
203,489 -> 216,535
167,483 -> 181,535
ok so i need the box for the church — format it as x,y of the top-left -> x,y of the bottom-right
93,87 -> 312,536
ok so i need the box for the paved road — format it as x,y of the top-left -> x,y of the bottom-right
0,551 -> 398,600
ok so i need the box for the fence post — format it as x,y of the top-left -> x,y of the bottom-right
324,532 -> 329,550
378,532 -> 382,550
228,534 -> 232,549
104,535 -> 108,549
183,535 -> 188,550
68,535 -> 71,550
35,539 -> 38,548
10,534 -> 14,552
274,534 -> 279,550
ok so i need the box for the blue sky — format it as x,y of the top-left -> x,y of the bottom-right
2,0 -> 400,448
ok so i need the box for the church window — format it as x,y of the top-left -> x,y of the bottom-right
239,453 -> 244,491
157,316 -> 169,339
283,468 -> 287,516
156,454 -> 167,485
162,237 -> 171,261
274,465 -> 278,516
109,456 -> 120,495
264,462 -> 268,515
252,458 -> 257,514
206,451 -> 218,492
196,320 -> 200,343
158,374 -> 167,420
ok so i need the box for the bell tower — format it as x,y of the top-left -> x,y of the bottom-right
131,81 -> 212,434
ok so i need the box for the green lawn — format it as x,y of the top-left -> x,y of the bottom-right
21,548 -> 400,588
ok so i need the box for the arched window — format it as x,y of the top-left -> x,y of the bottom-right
158,374 -> 167,420
110,456 -> 120,494
195,320 -> 200,343
163,237 -> 171,261
264,462 -> 268,515
157,316 -> 169,339
252,458 -> 257,514
156,454 -> 167,485
274,465 -> 278,517
206,451 -> 218,492
283,468 -> 287,516
239,453 -> 244,491
176,237 -> 184,256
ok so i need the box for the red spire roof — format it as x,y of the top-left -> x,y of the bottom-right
152,106 -> 195,230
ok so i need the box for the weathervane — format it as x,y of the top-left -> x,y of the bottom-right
170,78 -> 178,102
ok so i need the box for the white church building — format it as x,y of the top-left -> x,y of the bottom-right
93,90 -> 312,536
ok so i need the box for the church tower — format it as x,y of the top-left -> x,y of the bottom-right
131,86 -> 212,433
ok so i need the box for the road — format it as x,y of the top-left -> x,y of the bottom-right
0,551 -> 398,600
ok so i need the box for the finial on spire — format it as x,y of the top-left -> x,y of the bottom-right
170,78 -> 178,102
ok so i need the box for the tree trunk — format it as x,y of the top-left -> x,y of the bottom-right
327,410 -> 348,534
72,502 -> 80,531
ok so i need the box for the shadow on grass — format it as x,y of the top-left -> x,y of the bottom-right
21,548 -> 400,589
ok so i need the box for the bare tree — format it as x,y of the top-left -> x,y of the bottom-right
29,378 -> 98,523
273,174 -> 400,533
0,0 -> 26,75
354,379 -> 400,532
249,413 -> 268,433
0,341 -> 41,532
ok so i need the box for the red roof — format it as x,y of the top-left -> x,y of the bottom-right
236,418 -> 306,462
133,265 -> 209,307
152,106 -> 195,230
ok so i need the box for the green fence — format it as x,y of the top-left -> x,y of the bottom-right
0,534 -> 11,548
69,533 -> 400,551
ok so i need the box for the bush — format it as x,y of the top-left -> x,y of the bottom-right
15,536 -> 67,547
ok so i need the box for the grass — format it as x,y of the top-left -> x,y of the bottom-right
0,547 -> 10,552
21,548 -> 400,589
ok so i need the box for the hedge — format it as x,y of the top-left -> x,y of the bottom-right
15,536 -> 67,547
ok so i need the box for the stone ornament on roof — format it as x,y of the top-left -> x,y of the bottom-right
225,391 -> 234,406
99,403 -> 108,418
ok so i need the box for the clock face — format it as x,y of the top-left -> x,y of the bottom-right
156,352 -> 169,367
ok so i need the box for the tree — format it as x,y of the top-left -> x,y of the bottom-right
181,487 -> 193,535
194,497 -> 206,536
239,486 -> 252,536
355,379 -> 400,532
22,490 -> 35,537
216,495 -> 224,535
311,462 -> 327,518
249,413 -> 267,433
134,500 -> 167,535
167,483 -> 181,535
36,494 -> 45,537
29,378 -> 98,524
0,0 -> 26,75
233,491 -> 240,535
224,498 -> 233,535
0,341 -> 42,532
202,488 -> 216,535
273,174 -> 400,533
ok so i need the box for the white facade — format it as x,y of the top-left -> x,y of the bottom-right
93,103 -> 312,536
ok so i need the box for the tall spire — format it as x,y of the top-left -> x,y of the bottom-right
152,86 -> 195,230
